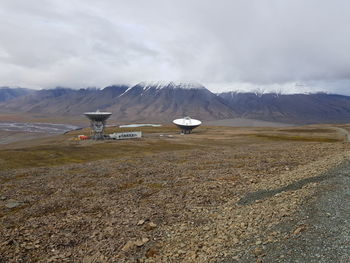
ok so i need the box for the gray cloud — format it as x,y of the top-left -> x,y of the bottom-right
1,0 -> 350,94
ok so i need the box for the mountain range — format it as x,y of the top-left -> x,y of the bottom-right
0,87 -> 34,103
1,82 -> 350,124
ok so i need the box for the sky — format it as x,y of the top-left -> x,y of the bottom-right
1,0 -> 350,94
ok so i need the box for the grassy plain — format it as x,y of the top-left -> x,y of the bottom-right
0,124 -> 345,171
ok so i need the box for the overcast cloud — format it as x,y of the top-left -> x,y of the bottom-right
1,0 -> 350,94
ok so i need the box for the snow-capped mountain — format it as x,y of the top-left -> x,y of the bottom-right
0,82 -> 236,122
136,81 -> 206,90
2,82 -> 350,124
117,81 -> 205,98
105,82 -> 236,122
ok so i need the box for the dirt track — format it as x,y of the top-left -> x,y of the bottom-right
223,160 -> 350,263
331,127 -> 350,142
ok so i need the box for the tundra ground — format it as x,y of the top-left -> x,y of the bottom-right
1,125 -> 350,262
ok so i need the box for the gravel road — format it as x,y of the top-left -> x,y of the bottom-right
223,160 -> 350,263
331,127 -> 350,142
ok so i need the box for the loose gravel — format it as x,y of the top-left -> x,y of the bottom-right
223,160 -> 350,263
1,139 -> 350,262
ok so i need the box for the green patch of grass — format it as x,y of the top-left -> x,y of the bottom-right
140,189 -> 161,199
253,134 -> 339,142
278,128 -> 335,133
0,140 -> 196,171
147,182 -> 164,189
118,179 -> 144,190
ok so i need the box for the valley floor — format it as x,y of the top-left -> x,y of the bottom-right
0,125 -> 350,262
0,130 -> 50,145
203,118 -> 292,127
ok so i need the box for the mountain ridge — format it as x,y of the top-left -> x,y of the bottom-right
0,87 -> 34,103
1,82 -> 350,124
0,82 -> 237,122
219,91 -> 350,124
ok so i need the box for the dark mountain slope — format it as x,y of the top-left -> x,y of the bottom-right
0,82 -> 236,122
106,82 -> 237,122
2,84 -> 350,124
218,92 -> 350,124
0,86 -> 128,115
0,87 -> 34,103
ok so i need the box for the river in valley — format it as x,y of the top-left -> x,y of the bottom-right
0,122 -> 80,134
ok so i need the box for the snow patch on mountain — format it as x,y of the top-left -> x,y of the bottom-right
138,81 -> 205,90
117,81 -> 206,97
221,90 -> 315,97
207,82 -> 330,95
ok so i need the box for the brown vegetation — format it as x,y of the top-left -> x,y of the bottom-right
0,125 -> 350,262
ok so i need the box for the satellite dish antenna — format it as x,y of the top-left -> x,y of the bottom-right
173,116 -> 202,134
84,110 -> 112,140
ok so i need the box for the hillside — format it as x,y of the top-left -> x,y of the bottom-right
0,86 -> 128,115
218,92 -> 350,124
0,82 -> 236,122
105,82 -> 236,122
2,84 -> 350,124
0,87 -> 34,103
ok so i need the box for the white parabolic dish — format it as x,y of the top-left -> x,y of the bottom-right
84,111 -> 112,122
173,117 -> 201,127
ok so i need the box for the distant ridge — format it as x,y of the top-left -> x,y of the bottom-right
1,83 -> 350,124
0,83 -> 236,122
0,87 -> 34,103
0,85 -> 128,115
218,91 -> 350,124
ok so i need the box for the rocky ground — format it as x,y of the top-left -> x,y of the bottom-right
225,160 -> 350,263
1,126 -> 350,262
